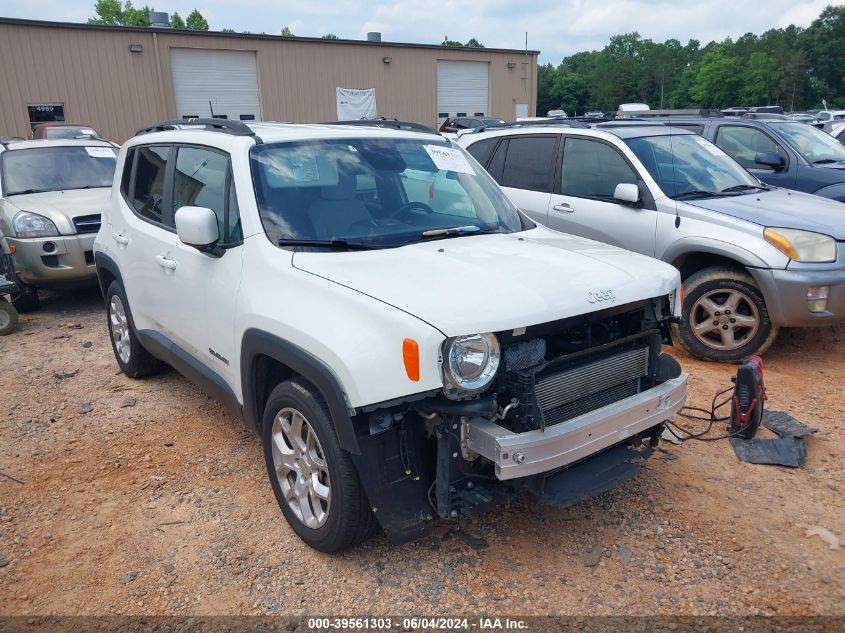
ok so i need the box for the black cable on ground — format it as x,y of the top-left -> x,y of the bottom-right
666,385 -> 747,442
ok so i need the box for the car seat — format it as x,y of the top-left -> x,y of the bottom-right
307,172 -> 374,239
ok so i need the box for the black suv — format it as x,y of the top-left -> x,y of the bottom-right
606,116 -> 845,202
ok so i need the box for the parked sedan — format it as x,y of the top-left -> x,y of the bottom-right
32,123 -> 103,140
457,124 -> 845,361
0,139 -> 117,311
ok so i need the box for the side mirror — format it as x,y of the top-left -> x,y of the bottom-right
614,183 -> 641,206
754,151 -> 785,170
175,206 -> 221,255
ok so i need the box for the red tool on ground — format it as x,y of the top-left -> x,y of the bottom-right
729,355 -> 766,439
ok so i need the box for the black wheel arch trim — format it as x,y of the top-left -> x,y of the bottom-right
240,328 -> 360,454
94,252 -> 124,299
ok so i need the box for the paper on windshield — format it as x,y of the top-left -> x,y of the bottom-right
693,137 -> 725,157
81,129 -> 96,135
85,146 -> 116,158
423,145 -> 474,174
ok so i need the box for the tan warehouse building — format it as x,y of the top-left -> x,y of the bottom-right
0,17 -> 538,142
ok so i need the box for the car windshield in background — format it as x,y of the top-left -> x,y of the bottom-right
250,138 -> 525,248
2,146 -> 117,195
767,121 -> 845,164
625,133 -> 762,199
45,128 -> 99,140
479,118 -> 506,126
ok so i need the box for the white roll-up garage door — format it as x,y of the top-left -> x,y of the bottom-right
170,49 -> 261,121
437,61 -> 489,122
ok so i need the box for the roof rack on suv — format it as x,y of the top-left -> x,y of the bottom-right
136,118 -> 263,143
321,118 -> 439,134
458,119 -> 590,136
614,109 -> 724,118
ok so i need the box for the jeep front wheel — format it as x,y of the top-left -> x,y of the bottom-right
262,378 -> 377,552
675,267 -> 779,362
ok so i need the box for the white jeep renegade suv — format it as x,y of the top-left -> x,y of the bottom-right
94,118 -> 688,552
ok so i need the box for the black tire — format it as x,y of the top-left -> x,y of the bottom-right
674,267 -> 779,362
11,286 -> 39,313
262,378 -> 377,553
105,281 -> 162,378
0,298 -> 19,335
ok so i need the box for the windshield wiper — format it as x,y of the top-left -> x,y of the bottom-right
812,158 -> 845,164
8,189 -> 44,195
277,238 -> 383,251
720,184 -> 770,193
671,190 -> 731,200
417,226 -> 503,241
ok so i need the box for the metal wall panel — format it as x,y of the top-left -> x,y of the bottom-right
0,20 -> 537,142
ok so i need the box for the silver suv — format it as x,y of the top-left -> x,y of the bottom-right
456,124 -> 845,361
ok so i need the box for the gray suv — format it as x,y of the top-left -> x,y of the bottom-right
457,124 -> 845,362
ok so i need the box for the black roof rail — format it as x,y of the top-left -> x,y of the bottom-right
459,120 -> 591,135
614,108 -> 724,118
135,118 -> 263,143
322,118 -> 439,134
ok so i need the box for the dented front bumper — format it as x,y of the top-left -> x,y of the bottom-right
463,373 -> 688,480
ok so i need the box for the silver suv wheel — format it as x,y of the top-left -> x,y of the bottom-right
271,407 -> 331,529
109,294 -> 131,364
690,288 -> 760,351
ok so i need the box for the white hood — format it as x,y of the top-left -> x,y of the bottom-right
292,226 -> 680,336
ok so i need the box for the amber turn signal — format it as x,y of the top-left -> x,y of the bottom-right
402,338 -> 420,382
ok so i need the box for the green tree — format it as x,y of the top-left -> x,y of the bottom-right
220,27 -> 234,33
465,38 -> 484,48
169,11 -> 185,29
743,51 -> 781,105
88,0 -> 152,26
280,26 -> 294,37
690,49 -> 743,107
185,9 -> 208,30
322,33 -> 339,39
803,5 -> 845,104
441,38 -> 463,47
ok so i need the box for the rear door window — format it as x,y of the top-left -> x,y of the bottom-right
499,136 -> 558,192
465,138 -> 498,167
131,145 -> 171,226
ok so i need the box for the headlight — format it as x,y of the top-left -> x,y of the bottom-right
764,228 -> 836,263
13,212 -> 59,238
441,333 -> 500,398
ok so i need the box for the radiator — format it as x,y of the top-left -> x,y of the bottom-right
534,346 -> 649,427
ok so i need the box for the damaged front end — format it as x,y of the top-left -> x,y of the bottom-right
351,297 -> 688,544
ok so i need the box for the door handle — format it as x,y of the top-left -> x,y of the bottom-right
553,203 -> 574,214
112,232 -> 129,245
155,255 -> 177,271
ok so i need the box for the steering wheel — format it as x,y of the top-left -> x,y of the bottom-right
389,201 -> 434,221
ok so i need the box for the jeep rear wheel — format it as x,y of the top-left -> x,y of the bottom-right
263,378 -> 377,552
675,267 -> 779,362
105,281 -> 162,378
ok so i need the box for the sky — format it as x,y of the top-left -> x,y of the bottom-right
1,0 -> 843,63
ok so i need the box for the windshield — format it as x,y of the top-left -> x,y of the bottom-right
767,121 -> 845,163
45,127 -> 100,140
625,133 -> 762,199
250,137 -> 525,248
2,146 -> 116,195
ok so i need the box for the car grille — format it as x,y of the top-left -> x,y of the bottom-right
534,346 -> 649,427
73,214 -> 101,234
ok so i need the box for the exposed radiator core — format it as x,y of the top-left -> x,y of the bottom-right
534,346 -> 650,427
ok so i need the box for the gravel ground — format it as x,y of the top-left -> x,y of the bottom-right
0,287 -> 843,617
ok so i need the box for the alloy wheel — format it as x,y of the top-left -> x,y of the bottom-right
690,288 -> 760,351
109,294 -> 131,364
271,407 -> 331,529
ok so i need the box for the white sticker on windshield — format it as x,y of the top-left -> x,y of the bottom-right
85,146 -> 115,158
694,137 -> 724,156
423,145 -> 474,174
289,156 -> 320,182
80,129 -> 96,135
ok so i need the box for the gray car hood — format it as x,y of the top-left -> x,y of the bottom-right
686,188 -> 845,241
